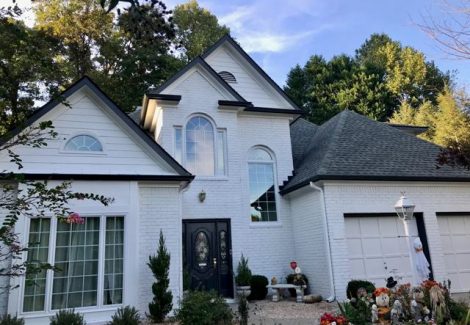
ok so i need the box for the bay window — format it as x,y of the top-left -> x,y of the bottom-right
23,216 -> 124,313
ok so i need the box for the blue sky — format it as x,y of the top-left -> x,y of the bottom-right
166,0 -> 469,89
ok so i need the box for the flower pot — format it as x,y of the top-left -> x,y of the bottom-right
236,286 -> 251,297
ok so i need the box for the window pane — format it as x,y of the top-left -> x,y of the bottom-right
52,217 -> 99,310
65,135 -> 103,152
185,117 -> 214,176
23,218 -> 50,312
104,217 -> 124,305
175,127 -> 182,163
249,163 -> 277,222
216,130 -> 226,176
248,148 -> 272,161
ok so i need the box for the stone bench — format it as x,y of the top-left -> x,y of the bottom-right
266,284 -> 304,303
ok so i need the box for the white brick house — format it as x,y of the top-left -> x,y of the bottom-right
2,35 -> 470,324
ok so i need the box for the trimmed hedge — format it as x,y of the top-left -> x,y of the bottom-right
248,275 -> 268,300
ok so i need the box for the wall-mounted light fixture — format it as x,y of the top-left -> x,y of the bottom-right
198,189 -> 206,203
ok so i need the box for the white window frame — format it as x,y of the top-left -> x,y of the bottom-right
174,114 -> 228,178
60,132 -> 106,156
247,146 -> 281,225
19,215 -> 125,316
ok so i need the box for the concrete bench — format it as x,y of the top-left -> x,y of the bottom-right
266,284 -> 304,303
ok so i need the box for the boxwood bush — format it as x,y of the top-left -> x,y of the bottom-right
176,290 -> 233,325
248,275 -> 268,300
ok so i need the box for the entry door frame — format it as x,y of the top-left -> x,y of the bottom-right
182,218 -> 234,298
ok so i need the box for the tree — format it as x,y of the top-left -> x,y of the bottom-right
173,0 -> 230,61
0,17 -> 61,132
147,230 -> 172,323
284,33 -> 451,124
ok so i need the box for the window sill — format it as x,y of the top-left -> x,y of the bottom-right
195,176 -> 229,181
20,304 -> 122,318
249,221 -> 283,229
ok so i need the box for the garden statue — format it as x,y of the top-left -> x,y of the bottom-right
386,277 -> 398,291
412,287 -> 427,323
414,238 -> 430,283
374,287 -> 391,322
391,300 -> 403,325
271,276 -> 278,285
371,304 -> 379,323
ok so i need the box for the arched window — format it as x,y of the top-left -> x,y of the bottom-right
64,135 -> 103,152
248,147 -> 278,222
185,116 -> 215,176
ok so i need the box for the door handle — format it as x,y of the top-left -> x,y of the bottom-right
213,257 -> 217,269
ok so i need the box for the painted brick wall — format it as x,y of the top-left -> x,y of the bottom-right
323,181 -> 470,300
138,184 -> 182,313
157,67 -> 297,283
289,187 -> 331,298
0,184 -> 15,314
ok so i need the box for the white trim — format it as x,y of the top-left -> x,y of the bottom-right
59,131 -> 107,156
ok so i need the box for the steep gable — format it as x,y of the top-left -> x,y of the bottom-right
203,35 -> 299,110
0,77 -> 192,180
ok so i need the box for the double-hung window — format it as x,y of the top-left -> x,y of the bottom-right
23,216 -> 124,313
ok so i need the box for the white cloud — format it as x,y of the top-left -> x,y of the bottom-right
236,30 -> 316,53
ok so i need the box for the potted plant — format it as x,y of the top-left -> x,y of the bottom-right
235,254 -> 252,297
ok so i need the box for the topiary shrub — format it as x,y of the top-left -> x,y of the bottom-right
50,309 -> 85,325
176,290 -> 233,325
248,275 -> 268,300
235,254 -> 252,286
286,273 -> 309,297
0,315 -> 24,325
107,306 -> 140,325
346,280 -> 376,299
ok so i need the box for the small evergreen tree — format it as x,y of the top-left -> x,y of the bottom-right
147,230 -> 173,323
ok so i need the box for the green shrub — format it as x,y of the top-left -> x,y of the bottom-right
339,299 -> 371,324
176,290 -> 233,325
449,299 -> 470,322
346,280 -> 376,299
235,254 -> 252,286
107,306 -> 140,325
50,309 -> 85,325
147,230 -> 173,323
0,315 -> 24,325
286,273 -> 309,297
248,275 -> 268,300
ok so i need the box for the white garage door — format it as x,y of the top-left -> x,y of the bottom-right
345,216 -> 419,287
438,215 -> 470,293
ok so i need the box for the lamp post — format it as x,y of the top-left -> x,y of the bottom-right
394,193 -> 418,285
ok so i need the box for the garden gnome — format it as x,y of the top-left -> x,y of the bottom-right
391,300 -> 403,325
371,304 -> 379,323
412,287 -> 425,323
414,238 -> 430,283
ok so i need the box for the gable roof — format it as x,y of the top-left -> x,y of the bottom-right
202,34 -> 301,110
281,110 -> 470,194
2,76 -> 193,180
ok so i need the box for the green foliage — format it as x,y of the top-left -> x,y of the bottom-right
147,230 -> 173,323
285,33 -> 451,124
235,254 -> 252,286
49,309 -> 85,325
176,290 -> 233,325
286,273 -> 309,297
238,294 -> 249,325
0,315 -> 24,325
107,306 -> 140,325
339,299 -> 371,325
248,275 -> 268,300
173,0 -> 230,61
346,280 -> 375,299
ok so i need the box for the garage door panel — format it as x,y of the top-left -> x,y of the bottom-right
345,215 -> 419,288
438,215 -> 470,293
360,218 -> 379,234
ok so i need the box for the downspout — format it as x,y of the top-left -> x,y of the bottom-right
309,182 -> 336,303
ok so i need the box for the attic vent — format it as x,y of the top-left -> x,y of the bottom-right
218,71 -> 237,83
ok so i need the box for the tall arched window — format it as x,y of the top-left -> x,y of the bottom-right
64,135 -> 103,152
185,116 -> 215,176
248,147 -> 278,222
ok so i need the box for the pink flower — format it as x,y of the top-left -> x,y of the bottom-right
290,261 -> 298,270
66,212 -> 85,224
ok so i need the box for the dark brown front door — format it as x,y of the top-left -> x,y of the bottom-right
183,219 -> 233,298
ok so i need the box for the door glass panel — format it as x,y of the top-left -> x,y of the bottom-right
219,230 -> 229,275
195,231 -> 209,270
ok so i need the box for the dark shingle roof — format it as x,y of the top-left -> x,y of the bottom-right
282,110 -> 470,194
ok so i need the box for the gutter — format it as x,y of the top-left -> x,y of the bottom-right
309,181 -> 336,303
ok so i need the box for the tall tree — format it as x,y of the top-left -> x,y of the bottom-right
0,17 -> 60,132
284,33 -> 451,124
173,0 -> 229,61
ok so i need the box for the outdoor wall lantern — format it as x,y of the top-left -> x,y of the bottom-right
394,192 -> 415,220
198,189 -> 206,203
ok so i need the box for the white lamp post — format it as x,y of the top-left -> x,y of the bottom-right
394,193 -> 419,285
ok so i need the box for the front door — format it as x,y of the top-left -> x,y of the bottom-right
183,219 -> 233,298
